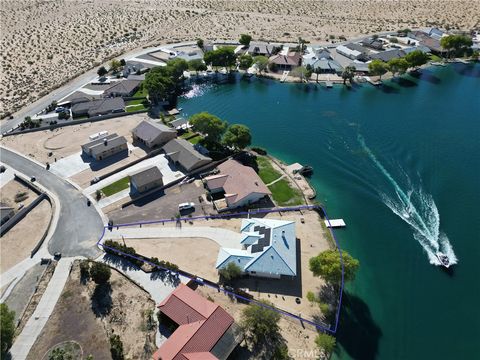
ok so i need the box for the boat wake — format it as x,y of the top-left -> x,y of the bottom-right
358,135 -> 457,267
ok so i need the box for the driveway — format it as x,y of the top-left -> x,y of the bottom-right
0,147 -> 104,257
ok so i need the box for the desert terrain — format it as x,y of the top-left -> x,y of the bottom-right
1,0 -> 479,118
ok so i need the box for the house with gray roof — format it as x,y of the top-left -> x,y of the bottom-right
132,120 -> 177,148
162,138 -> 212,173
104,80 -> 142,98
81,133 -> 128,161
129,166 -> 163,194
336,44 -> 370,60
216,218 -> 297,279
72,98 -> 125,118
369,49 -> 405,62
361,38 -> 384,50
247,42 -> 276,57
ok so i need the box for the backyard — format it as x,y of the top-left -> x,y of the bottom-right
101,176 -> 130,196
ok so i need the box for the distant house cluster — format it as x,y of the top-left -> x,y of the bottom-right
216,218 -> 297,279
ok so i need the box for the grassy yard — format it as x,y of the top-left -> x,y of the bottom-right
256,156 -> 282,184
268,179 -> 304,206
126,104 -> 148,112
188,135 -> 202,145
180,130 -> 202,144
132,84 -> 147,98
126,97 -> 147,106
101,177 -> 130,196
429,54 -> 443,62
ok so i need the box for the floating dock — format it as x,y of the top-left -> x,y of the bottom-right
324,219 -> 346,228
280,71 -> 290,82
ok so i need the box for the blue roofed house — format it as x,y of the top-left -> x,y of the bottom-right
215,218 -> 296,279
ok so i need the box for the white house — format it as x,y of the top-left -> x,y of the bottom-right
215,218 -> 296,279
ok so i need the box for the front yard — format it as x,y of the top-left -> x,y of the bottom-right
101,177 -> 130,196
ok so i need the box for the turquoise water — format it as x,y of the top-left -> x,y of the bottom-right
178,65 -> 480,360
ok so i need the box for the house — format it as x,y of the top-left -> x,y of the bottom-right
170,117 -> 189,130
71,98 -> 125,118
58,91 -> 98,107
336,43 -> 369,60
216,218 -> 296,279
308,58 -> 343,74
361,38 -> 384,50
268,52 -> 302,71
153,284 -> 242,360
0,203 -> 14,225
303,47 -> 332,67
427,27 -> 445,40
247,42 -> 276,57
103,80 -> 142,98
349,61 -> 370,74
129,166 -> 163,194
132,120 -> 177,148
81,133 -> 128,161
369,49 -> 405,62
162,138 -> 212,173
408,31 -> 447,55
205,159 -> 271,210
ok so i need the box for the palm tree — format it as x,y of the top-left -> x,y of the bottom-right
341,66 -> 355,85
314,67 -> 322,83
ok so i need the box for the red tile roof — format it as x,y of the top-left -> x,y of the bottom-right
153,285 -> 235,360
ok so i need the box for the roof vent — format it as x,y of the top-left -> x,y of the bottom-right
103,138 -> 108,146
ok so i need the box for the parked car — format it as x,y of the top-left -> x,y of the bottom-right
30,176 -> 36,182
55,106 -> 65,113
178,202 -> 195,211
54,252 -> 62,260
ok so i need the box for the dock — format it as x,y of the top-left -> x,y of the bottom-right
280,71 -> 290,82
324,219 -> 346,228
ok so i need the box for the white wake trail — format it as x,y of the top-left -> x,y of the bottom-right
358,135 -> 457,266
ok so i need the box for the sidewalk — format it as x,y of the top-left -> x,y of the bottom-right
9,258 -> 76,359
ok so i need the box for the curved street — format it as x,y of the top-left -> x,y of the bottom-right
0,147 -> 104,258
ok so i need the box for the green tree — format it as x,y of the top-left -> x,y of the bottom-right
368,59 -> 388,80
315,333 -> 336,355
49,348 -> 73,360
109,334 -> 124,360
188,59 -> 207,74
166,58 -> 189,79
254,56 -> 269,74
313,67 -> 322,83
89,262 -> 111,285
341,65 -> 356,85
222,124 -> 252,150
239,34 -> 252,47
218,262 -> 243,281
144,58 -> 188,105
387,58 -> 409,77
110,59 -> 122,73
196,38 -> 204,49
309,249 -> 359,284
440,34 -> 473,58
204,47 -> 236,70
291,66 -> 311,82
404,50 -> 429,69
238,54 -> 253,70
80,260 -> 90,281
97,66 -> 108,77
190,112 -> 227,143
1,303 -> 15,357
241,301 -> 281,347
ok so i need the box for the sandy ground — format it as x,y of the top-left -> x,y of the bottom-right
1,179 -> 38,209
1,1 -> 479,118
123,210 -> 332,324
1,200 -> 52,273
196,284 -> 320,360
28,260 -> 157,360
1,114 -> 146,164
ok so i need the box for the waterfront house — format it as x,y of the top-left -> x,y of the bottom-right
129,166 -> 163,194
216,218 -> 297,279
268,52 -> 302,71
103,79 -> 142,98
132,120 -> 177,148
153,284 -> 242,360
369,49 -> 406,62
81,133 -> 128,161
162,138 -> 212,173
307,58 -> 343,74
205,159 -> 271,210
408,31 -> 447,55
71,98 -> 125,118
336,43 -> 369,60
247,42 -> 276,57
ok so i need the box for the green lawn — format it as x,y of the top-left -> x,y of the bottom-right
101,177 -> 130,196
188,135 -> 202,145
126,97 -> 147,106
132,84 -> 147,98
268,179 -> 304,206
126,104 -> 148,112
256,156 -> 282,184
429,54 -> 443,62
180,130 -> 196,139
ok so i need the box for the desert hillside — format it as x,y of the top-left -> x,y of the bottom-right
1,0 -> 479,117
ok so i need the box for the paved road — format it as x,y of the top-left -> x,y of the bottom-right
0,148 -> 104,257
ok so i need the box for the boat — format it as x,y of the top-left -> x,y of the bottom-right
436,252 -> 451,268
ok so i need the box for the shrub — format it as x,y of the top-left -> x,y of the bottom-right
306,291 -> 317,303
1,304 -> 15,357
103,240 -> 143,267
251,146 -> 267,155
95,190 -> 102,200
109,334 -> 124,360
14,192 -> 28,202
79,260 -> 90,281
89,262 -> 111,285
219,262 -> 242,282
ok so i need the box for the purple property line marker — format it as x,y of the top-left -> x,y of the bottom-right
96,205 -> 345,334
